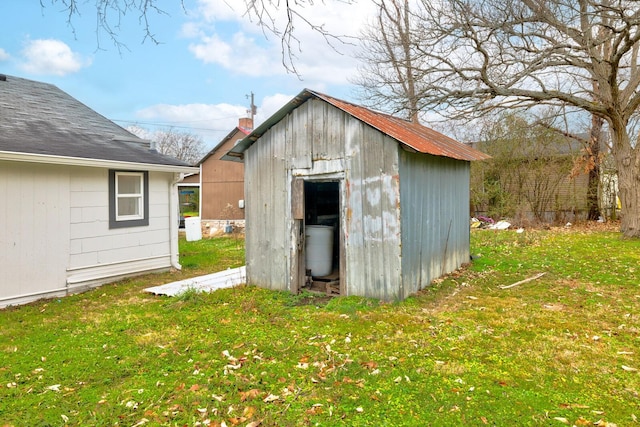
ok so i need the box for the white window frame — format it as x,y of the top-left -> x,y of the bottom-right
115,171 -> 145,221
109,170 -> 149,229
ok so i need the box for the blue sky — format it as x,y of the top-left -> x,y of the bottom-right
1,0 -> 376,150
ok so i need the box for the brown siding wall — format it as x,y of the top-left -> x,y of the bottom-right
201,129 -> 246,220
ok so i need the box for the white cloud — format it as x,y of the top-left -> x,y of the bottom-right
134,93 -> 299,150
135,102 -> 249,149
185,0 -> 376,83
19,39 -> 91,76
195,0 -> 246,21
0,48 -> 10,61
257,93 -> 295,123
189,32 -> 280,76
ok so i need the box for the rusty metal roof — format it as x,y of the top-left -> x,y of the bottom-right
222,89 -> 490,162
312,90 -> 490,161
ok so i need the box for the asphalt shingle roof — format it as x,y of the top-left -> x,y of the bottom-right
0,74 -> 191,167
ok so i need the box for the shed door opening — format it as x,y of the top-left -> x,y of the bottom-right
303,181 -> 341,296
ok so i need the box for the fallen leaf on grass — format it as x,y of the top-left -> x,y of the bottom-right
227,416 -> 247,425
622,365 -> 638,372
246,421 -> 262,427
553,417 -> 569,424
263,394 -> 280,403
306,404 -> 323,415
243,406 -> 256,418
239,389 -> 261,402
361,361 -> 378,370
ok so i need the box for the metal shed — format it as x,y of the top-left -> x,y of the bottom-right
223,89 -> 489,301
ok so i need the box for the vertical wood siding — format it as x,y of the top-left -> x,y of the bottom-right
244,125 -> 290,291
399,151 -> 471,298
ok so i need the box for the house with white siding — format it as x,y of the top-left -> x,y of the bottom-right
0,74 -> 198,308
223,89 -> 489,301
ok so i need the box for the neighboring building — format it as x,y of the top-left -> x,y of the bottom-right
177,118 -> 251,230
223,89 -> 489,301
471,131 -> 614,223
199,118 -> 251,221
0,74 -> 198,308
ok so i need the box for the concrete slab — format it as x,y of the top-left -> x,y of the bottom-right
145,266 -> 246,296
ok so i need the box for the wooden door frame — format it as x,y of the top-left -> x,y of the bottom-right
289,176 -> 345,295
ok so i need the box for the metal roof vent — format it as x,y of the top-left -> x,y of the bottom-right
0,75 -> 7,82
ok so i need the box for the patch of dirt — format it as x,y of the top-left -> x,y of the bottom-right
291,294 -> 334,306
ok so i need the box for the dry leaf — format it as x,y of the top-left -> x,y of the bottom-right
361,361 -> 378,370
239,389 -> 261,402
227,416 -> 246,425
243,406 -> 257,418
263,394 -> 280,403
553,417 -> 569,424
622,365 -> 638,372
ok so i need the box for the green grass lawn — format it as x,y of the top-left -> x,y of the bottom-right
1,227 -> 639,426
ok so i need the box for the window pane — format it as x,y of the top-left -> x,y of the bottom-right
118,196 -> 140,216
118,175 -> 141,194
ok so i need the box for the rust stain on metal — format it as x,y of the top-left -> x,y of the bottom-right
311,91 -> 490,162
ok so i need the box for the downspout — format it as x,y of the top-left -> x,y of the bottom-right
199,163 -> 203,218
170,172 -> 183,270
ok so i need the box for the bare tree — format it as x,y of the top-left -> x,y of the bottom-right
128,126 -> 205,165
42,0 -> 178,51
408,0 -> 640,238
353,0 -> 423,122
239,0 -> 356,75
44,0 -> 354,75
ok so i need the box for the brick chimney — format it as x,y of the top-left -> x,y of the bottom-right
239,117 -> 253,131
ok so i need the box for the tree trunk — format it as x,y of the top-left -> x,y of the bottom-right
586,115 -> 603,220
612,131 -> 640,238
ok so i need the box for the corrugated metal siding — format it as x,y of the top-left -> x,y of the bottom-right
344,124 -> 402,300
399,151 -> 471,297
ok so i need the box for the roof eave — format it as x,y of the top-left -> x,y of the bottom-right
222,90 -> 314,161
0,151 -> 200,173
